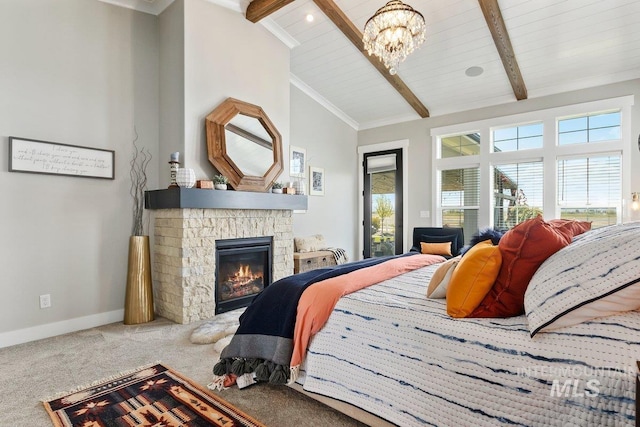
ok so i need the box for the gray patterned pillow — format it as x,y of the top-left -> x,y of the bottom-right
524,222 -> 640,337
294,234 -> 326,252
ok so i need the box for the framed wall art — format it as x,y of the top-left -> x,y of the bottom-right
290,146 -> 306,178
309,166 -> 325,196
8,136 -> 115,179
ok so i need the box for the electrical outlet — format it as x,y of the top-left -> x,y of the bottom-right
39,294 -> 51,309
419,210 -> 430,218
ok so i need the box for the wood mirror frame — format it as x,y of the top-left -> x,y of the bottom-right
205,98 -> 283,192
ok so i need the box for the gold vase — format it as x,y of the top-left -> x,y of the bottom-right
124,235 -> 154,325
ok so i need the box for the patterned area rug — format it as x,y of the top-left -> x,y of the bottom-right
43,363 -> 264,427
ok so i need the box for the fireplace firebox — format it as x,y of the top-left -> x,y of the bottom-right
215,236 -> 272,314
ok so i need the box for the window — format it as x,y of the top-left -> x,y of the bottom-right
557,155 -> 621,227
493,161 -> 543,230
432,97 -> 632,233
441,133 -> 480,158
440,167 -> 479,239
493,123 -> 543,152
558,111 -> 621,145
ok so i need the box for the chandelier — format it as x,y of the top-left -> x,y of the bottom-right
362,1 -> 426,75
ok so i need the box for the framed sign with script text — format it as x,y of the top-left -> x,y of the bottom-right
9,137 -> 115,179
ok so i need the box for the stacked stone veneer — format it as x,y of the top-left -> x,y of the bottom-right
152,208 -> 293,324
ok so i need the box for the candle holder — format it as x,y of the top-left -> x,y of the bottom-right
169,152 -> 180,187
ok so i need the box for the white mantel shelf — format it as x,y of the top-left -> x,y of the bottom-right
145,187 -> 308,211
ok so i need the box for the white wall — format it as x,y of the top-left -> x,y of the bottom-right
0,0 -> 159,341
290,86 -> 359,259
358,79 -> 640,234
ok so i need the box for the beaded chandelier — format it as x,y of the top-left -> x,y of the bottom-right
362,1 -> 426,75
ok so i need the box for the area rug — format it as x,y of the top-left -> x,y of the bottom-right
43,363 -> 264,427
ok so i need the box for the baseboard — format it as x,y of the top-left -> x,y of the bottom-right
0,309 -> 125,349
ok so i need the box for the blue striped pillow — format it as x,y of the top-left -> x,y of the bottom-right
524,222 -> 640,337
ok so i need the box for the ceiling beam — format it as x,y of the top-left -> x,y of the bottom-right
313,0 -> 429,118
478,0 -> 527,100
246,0 -> 295,23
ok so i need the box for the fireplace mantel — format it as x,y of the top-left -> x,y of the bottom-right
147,188 -> 299,324
145,187 -> 307,211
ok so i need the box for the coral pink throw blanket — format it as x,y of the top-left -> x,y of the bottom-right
289,254 -> 444,378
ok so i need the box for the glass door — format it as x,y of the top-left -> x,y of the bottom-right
363,149 -> 403,258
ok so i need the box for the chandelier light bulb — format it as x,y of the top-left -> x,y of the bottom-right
363,0 -> 426,75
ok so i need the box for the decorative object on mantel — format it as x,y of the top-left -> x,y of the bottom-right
176,167 -> 196,188
213,174 -> 228,190
125,129 -> 154,325
284,185 -> 297,195
363,0 -> 426,75
205,97 -> 283,192
271,181 -> 283,193
309,166 -> 325,196
196,179 -> 213,189
292,177 -> 306,195
168,151 -> 180,187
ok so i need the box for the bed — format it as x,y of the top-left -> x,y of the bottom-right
213,220 -> 640,426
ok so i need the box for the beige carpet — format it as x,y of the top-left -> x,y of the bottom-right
0,316 -> 367,427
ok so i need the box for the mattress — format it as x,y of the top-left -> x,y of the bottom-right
297,263 -> 639,426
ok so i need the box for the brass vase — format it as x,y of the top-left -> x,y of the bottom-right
124,235 -> 154,324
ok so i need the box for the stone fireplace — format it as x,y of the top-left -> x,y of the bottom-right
146,188 -> 307,324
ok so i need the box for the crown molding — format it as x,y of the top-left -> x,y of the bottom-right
260,17 -> 300,49
97,0 -> 174,15
204,0 -> 248,13
290,73 -> 359,130
358,113 -> 421,130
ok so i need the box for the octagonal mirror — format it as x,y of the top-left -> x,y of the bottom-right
205,98 -> 283,191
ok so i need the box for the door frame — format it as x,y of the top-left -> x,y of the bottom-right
357,140 -> 410,260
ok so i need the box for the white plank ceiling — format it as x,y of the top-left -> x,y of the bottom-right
102,0 -> 640,130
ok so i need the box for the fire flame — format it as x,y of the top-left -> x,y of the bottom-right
234,264 -> 262,280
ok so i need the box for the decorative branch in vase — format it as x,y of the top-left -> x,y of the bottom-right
130,129 -> 152,236
125,128 -> 154,325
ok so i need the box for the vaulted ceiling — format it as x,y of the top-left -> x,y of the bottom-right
102,0 -> 640,130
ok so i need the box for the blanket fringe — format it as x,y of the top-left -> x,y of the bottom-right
288,365 -> 300,385
207,374 -> 229,391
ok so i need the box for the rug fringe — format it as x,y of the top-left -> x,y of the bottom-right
41,360 -> 162,402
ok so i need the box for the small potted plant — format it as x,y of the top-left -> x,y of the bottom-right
213,174 -> 228,190
271,181 -> 283,194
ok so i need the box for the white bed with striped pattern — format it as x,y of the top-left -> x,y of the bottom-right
297,263 -> 639,426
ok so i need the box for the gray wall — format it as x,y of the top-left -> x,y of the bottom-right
182,0 -> 290,182
0,0 -> 159,338
358,79 -> 640,235
290,86 -> 359,260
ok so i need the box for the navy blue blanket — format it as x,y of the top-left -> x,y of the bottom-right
213,253 -> 412,384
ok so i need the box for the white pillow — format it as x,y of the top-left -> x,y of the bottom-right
294,234 -> 326,252
524,222 -> 640,337
427,257 -> 460,299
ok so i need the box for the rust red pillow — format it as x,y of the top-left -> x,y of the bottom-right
470,215 -> 572,318
548,219 -> 591,238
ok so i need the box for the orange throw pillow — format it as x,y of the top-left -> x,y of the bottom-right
446,240 -> 502,318
471,215 -> 572,318
420,241 -> 452,257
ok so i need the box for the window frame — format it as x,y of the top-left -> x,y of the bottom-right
431,96 -> 634,230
